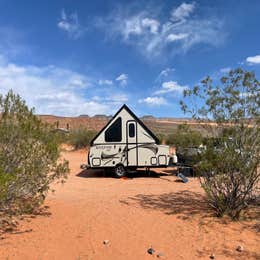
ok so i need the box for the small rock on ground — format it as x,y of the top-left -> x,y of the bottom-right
209,253 -> 215,259
157,252 -> 164,258
236,245 -> 244,252
103,240 -> 110,245
147,247 -> 155,255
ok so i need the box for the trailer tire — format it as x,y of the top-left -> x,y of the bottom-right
114,164 -> 126,178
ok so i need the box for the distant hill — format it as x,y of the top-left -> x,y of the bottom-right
92,114 -> 109,119
78,115 -> 90,118
140,115 -> 156,120
38,114 -> 209,136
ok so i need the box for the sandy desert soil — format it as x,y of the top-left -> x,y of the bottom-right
0,149 -> 259,260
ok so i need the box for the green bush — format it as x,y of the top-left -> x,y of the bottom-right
181,68 -> 260,220
156,132 -> 166,144
166,124 -> 203,148
0,90 -> 69,216
69,128 -> 97,149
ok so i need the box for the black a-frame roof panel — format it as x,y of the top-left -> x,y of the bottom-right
90,104 -> 159,145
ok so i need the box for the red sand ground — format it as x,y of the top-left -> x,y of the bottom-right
0,149 -> 259,260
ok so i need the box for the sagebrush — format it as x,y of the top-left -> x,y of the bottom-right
69,128 -> 97,149
0,90 -> 69,217
181,68 -> 260,219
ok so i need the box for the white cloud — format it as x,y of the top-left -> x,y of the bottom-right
119,14 -> 160,39
154,81 -> 188,95
123,15 -> 143,38
246,55 -> 260,65
141,18 -> 160,34
92,94 -> 128,104
166,33 -> 188,42
116,73 -> 128,86
171,2 -> 195,21
107,94 -> 128,103
116,74 -> 128,81
158,68 -> 175,78
0,57 -> 126,116
139,96 -> 167,106
57,9 -> 84,39
98,79 -> 113,85
156,68 -> 175,82
176,19 -> 225,51
70,78 -> 87,88
99,2 -> 225,58
219,67 -> 231,73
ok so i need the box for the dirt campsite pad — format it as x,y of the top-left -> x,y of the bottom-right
0,149 -> 259,260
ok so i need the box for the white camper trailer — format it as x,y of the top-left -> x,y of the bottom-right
83,104 -> 177,177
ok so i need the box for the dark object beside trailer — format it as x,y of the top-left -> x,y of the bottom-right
176,147 -> 202,165
176,146 -> 203,177
177,173 -> 189,183
178,165 -> 194,177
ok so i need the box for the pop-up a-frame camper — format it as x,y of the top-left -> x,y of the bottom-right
82,104 -> 177,177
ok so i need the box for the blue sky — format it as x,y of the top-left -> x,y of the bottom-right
0,0 -> 259,117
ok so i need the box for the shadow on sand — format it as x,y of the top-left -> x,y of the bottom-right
77,169 -> 109,178
0,206 -> 51,239
119,190 -> 211,219
196,246 -> 260,259
76,168 -> 174,179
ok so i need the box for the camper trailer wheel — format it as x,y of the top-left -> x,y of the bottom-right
114,164 -> 126,178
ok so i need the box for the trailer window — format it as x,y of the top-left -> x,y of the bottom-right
105,117 -> 122,142
129,123 -> 135,138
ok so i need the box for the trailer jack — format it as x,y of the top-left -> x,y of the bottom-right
80,164 -> 90,170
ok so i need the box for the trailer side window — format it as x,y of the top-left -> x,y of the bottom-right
129,123 -> 135,138
105,117 -> 122,142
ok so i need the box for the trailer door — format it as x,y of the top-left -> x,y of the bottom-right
126,121 -> 138,166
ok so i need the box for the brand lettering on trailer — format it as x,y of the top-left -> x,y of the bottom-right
96,145 -> 113,150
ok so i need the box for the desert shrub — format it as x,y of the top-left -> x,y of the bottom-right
0,90 -> 69,216
156,132 -> 166,144
53,129 -> 70,144
166,124 -> 203,147
198,127 -> 259,219
181,68 -> 260,219
69,128 -> 97,149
